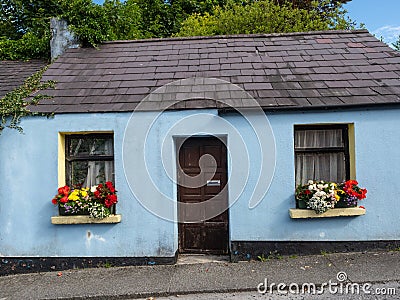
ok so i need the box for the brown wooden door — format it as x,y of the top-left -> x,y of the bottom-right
178,137 -> 229,254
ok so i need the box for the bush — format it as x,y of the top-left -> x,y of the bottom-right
176,0 -> 353,37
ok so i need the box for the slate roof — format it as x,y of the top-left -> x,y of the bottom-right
34,30 -> 400,113
0,60 -> 48,98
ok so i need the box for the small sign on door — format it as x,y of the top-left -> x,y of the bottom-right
207,179 -> 221,187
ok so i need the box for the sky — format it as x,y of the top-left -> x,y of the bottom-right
93,0 -> 400,46
344,0 -> 400,47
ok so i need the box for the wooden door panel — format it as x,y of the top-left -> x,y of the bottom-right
178,137 -> 229,254
182,146 -> 200,168
203,226 -> 229,251
182,226 -> 202,251
179,203 -> 205,222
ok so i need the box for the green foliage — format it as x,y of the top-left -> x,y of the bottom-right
0,0 -> 63,38
60,0 -> 145,46
177,0 -> 353,37
0,0 -> 61,59
132,0 -> 231,38
0,66 -> 55,134
0,0 -> 144,55
258,250 -> 284,261
103,0 -> 143,40
393,36 -> 400,52
101,261 -> 113,268
258,254 -> 268,262
0,0 -> 354,60
0,32 -> 50,60
60,0 -> 112,47
320,250 -> 330,256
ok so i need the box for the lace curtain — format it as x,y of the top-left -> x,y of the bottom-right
68,136 -> 114,187
295,129 -> 346,186
83,139 -> 114,187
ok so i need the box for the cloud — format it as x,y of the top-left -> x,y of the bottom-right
372,25 -> 400,46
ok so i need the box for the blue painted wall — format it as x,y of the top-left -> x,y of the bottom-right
0,106 -> 399,257
229,107 -> 400,241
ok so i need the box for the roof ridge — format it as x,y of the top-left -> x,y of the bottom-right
101,29 -> 370,45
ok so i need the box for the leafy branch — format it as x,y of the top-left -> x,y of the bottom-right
0,66 -> 56,135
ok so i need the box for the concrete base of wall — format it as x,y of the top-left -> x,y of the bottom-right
0,254 -> 177,276
230,241 -> 400,262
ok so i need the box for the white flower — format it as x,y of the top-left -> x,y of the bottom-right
90,185 -> 98,193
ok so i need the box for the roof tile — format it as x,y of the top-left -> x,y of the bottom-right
22,30 -> 400,113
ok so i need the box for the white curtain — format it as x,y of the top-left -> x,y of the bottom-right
83,139 -> 114,187
295,129 -> 345,185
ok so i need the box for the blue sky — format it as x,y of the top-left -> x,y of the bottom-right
93,0 -> 400,46
344,0 -> 400,46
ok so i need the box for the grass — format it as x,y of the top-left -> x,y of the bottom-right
320,250 -> 330,256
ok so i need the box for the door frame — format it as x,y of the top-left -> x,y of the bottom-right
175,135 -> 230,255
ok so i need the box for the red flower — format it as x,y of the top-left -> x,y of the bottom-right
345,180 -> 358,186
60,196 -> 69,203
110,194 -> 117,203
58,186 -> 70,196
52,198 -> 58,205
97,184 -> 103,189
105,181 -> 113,189
360,188 -> 367,199
305,190 -> 311,195
105,181 -> 116,193
104,194 -> 117,208
94,190 -> 101,199
359,206 -> 365,209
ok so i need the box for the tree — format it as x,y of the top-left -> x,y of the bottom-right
0,0 -> 64,59
394,36 -> 400,51
275,0 -> 351,11
0,0 -> 354,60
0,0 -> 62,38
0,0 -> 144,59
176,0 -> 353,37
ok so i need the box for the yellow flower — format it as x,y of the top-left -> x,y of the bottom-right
68,190 -> 80,201
80,188 -> 88,197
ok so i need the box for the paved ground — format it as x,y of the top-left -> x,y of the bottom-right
0,251 -> 399,300
136,282 -> 400,300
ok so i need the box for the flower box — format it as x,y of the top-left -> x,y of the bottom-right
295,180 -> 367,214
58,205 -> 116,216
51,214 -> 122,224
51,182 -> 119,221
289,207 -> 366,219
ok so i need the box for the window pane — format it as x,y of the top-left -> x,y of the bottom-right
295,152 -> 346,186
68,136 -> 113,157
68,160 -> 114,187
295,129 -> 343,149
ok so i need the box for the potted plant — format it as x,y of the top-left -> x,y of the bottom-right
52,181 -> 118,219
295,180 -> 367,214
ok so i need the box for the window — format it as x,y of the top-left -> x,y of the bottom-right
65,133 -> 114,187
294,125 -> 350,186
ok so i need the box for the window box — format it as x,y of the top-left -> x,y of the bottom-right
58,204 -> 116,216
51,214 -> 122,224
289,207 -> 365,219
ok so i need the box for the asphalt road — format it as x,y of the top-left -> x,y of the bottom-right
1,251 -> 400,299
137,281 -> 400,300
